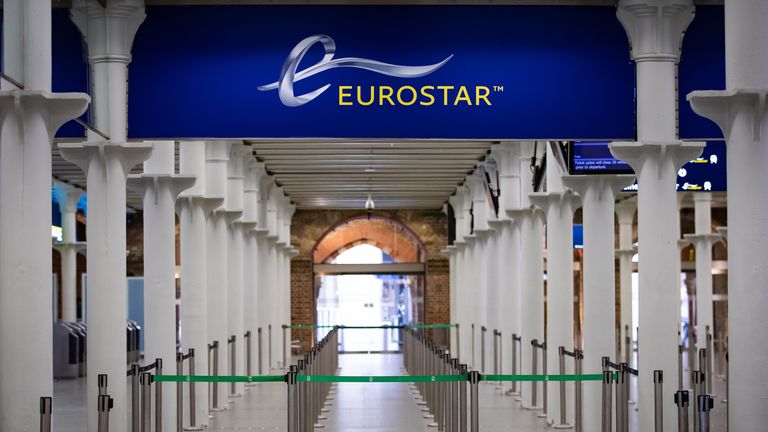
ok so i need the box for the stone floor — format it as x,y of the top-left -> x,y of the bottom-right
52,352 -> 728,431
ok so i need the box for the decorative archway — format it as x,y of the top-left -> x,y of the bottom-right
312,215 -> 426,264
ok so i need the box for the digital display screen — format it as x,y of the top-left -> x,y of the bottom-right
569,141 -> 633,174
568,141 -> 726,192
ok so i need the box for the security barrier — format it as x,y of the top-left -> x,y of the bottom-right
128,358 -> 163,432
175,348 -> 197,431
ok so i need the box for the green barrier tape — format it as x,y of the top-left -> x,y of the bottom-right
154,375 -> 285,383
481,374 -> 612,382
295,375 -> 468,383
409,324 -> 457,329
287,325 -> 337,329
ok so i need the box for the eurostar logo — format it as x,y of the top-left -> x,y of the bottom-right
259,35 -> 500,108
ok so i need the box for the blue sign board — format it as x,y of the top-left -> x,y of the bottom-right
125,5 -> 636,140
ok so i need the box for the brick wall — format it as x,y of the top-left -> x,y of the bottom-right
290,209 -> 449,352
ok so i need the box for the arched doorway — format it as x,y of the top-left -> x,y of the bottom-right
312,216 -> 427,353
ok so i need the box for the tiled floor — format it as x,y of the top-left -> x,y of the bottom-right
53,353 -> 728,431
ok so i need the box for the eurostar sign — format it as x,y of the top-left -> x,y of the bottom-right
258,35 -> 500,107
126,5 -> 638,139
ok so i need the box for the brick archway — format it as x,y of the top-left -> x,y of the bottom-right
312,215 -> 426,264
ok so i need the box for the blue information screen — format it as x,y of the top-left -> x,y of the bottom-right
568,141 -> 726,192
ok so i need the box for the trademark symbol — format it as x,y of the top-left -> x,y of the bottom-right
493,85 -> 504,92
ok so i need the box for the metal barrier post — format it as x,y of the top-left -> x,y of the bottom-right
209,341 -> 222,412
228,335 -> 237,396
697,395 -> 713,432
558,347 -> 567,427
615,368 -> 625,432
625,325 -> 631,365
282,325 -> 288,369
654,370 -> 663,432
130,364 -> 140,432
468,371 -> 480,432
601,371 -> 613,432
698,348 -> 707,391
268,324 -> 273,372
678,343 -> 684,390
692,371 -> 702,432
140,373 -> 152,432
481,326 -> 487,373
245,331 -> 252,378
459,364 -> 468,432
258,327 -> 263,375
176,353 -> 183,432
287,370 -> 297,432
493,330 -> 499,377
540,342 -> 548,419
187,348 -> 198,429
575,349 -> 584,432
97,394 -> 113,432
156,359 -> 163,432
455,323 -> 461,360
510,334 -> 521,396
39,397 -> 52,432
705,327 -> 712,395
531,339 -> 539,409
674,390 -> 689,432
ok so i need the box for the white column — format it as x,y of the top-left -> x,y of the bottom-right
255,176 -> 275,371
688,1 -> 768,427
127,142 -> 195,432
178,140 -> 218,427
441,245 -> 458,356
225,144 -> 248,396
242,161 -> 266,378
682,194 -> 720,352
205,140 -> 232,412
264,183 -> 282,370
492,142 -> 524,396
611,3 -> 703,430
280,201 -> 297,369
530,148 -> 581,427
449,189 -> 470,362
615,199 -> 636,363
562,174 -> 633,431
0,0 -> 89,429
506,141 -> 544,408
54,182 -> 86,322
466,172 -> 494,373
63,3 -> 147,430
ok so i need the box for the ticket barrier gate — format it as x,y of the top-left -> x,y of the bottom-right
53,321 -> 85,378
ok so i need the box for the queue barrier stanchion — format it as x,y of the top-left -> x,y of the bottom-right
140,372 -> 153,432
176,352 -> 184,432
245,331 -> 252,379
705,326 -> 713,396
129,364 -> 140,432
575,349 -> 584,432
228,335 -> 238,397
654,370 -> 663,432
678,343 -> 684,390
692,370 -> 704,432
208,341 -> 222,412
493,330 -> 500,378
156,359 -> 163,432
282,325 -> 288,370
268,325 -> 272,373
97,393 -> 114,432
455,323 -> 461,361
602,371 -> 613,432
697,395 -> 714,432
468,371 -> 480,432
508,334 -> 522,396
480,326 -> 487,373
39,396 -> 52,432
258,327 -> 263,375
541,342 -> 548,419
556,346 -> 576,429
674,390 -> 690,432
